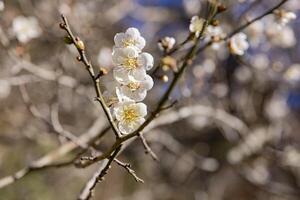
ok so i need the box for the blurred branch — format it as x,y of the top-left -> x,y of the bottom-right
0,101 -> 248,189
78,146 -> 122,200
138,133 -> 159,161
0,117 -> 109,189
19,85 -> 88,148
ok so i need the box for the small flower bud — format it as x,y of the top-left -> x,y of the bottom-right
99,67 -> 108,77
158,37 -> 176,52
75,37 -> 85,51
161,56 -> 177,72
59,22 -> 65,29
76,55 -> 82,61
63,36 -> 73,45
210,19 -> 219,26
160,75 -> 169,82
217,4 -> 226,13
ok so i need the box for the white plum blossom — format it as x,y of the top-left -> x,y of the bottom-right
114,27 -> 146,52
108,27 -> 154,134
118,75 -> 153,102
114,101 -> 147,134
284,64 -> 300,84
266,25 -> 296,48
112,47 -> 153,83
101,72 -> 120,106
228,33 -> 249,55
158,36 -> 176,52
246,20 -> 265,47
205,25 -> 226,50
12,16 -> 42,43
274,9 -> 296,27
189,16 -> 206,38
0,1 -> 4,11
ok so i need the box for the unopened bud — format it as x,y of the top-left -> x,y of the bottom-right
99,67 -> 108,76
76,55 -> 82,61
59,22 -> 65,29
75,37 -> 85,51
161,56 -> 177,72
217,4 -> 226,13
211,19 -> 219,26
158,37 -> 176,52
63,36 -> 73,44
160,75 -> 169,82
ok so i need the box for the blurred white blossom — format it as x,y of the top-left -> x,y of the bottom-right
205,25 -> 225,50
0,1 -> 4,11
183,0 -> 201,16
246,21 -> 265,47
12,16 -> 42,43
97,47 -> 113,68
189,16 -> 205,38
0,80 -> 11,99
158,36 -> 176,52
251,54 -> 269,70
266,25 -> 296,48
228,33 -> 249,55
284,64 -> 300,84
273,9 -> 296,27
265,95 -> 289,120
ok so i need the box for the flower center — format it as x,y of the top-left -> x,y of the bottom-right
122,107 -> 138,123
122,38 -> 136,47
127,82 -> 140,91
123,58 -> 138,70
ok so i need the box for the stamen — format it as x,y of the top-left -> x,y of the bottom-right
123,58 -> 138,70
127,82 -> 140,91
122,106 -> 138,123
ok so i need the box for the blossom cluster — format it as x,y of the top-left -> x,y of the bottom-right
189,9 -> 297,56
102,28 -> 154,135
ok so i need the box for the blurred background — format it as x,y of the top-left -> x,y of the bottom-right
0,0 -> 300,199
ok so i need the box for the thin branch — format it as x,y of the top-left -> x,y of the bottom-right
114,159 -> 144,183
77,146 -> 122,200
138,133 -> 159,161
60,14 -> 122,139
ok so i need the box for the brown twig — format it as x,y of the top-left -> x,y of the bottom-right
114,159 -> 144,183
77,146 -> 122,200
138,133 -> 159,161
60,14 -> 122,139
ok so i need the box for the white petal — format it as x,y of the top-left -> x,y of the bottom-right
118,118 -> 145,134
126,27 -> 140,38
113,66 -> 130,83
114,33 -> 126,48
141,75 -> 154,90
135,102 -> 147,117
137,52 -> 154,70
130,68 -> 147,81
120,86 -> 147,102
136,37 -> 146,50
